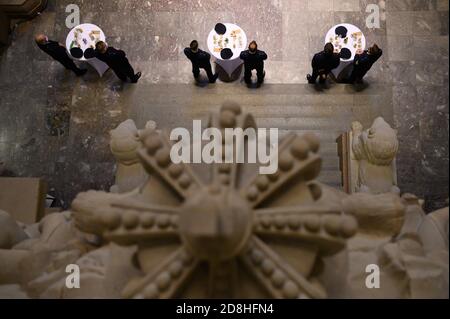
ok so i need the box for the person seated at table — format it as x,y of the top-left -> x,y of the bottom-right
184,40 -> 218,83
94,41 -> 141,83
240,41 -> 268,86
348,44 -> 383,84
307,43 -> 340,84
35,34 -> 87,76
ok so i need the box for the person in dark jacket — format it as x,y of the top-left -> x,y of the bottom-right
35,34 -> 87,76
240,41 -> 268,86
349,44 -> 383,84
184,40 -> 218,83
95,41 -> 141,83
307,43 -> 340,84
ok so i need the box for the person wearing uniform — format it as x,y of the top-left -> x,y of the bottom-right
349,44 -> 383,84
240,41 -> 268,86
307,43 -> 340,84
95,41 -> 141,83
35,34 -> 87,76
184,40 -> 218,83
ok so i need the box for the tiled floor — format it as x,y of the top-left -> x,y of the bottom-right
0,0 -> 448,211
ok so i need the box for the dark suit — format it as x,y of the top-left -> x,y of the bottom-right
309,51 -> 340,84
95,47 -> 137,82
184,48 -> 216,82
240,50 -> 268,84
349,49 -> 383,83
37,40 -> 84,75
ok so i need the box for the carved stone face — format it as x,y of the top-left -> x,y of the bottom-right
351,121 -> 363,133
362,117 -> 398,166
110,120 -> 141,165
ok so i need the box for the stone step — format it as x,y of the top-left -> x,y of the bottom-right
120,83 -> 392,191
254,117 -> 350,131
122,83 -> 390,97
321,155 -> 340,170
176,105 -> 357,119
278,129 -> 341,142
317,169 -> 343,187
130,93 -> 355,107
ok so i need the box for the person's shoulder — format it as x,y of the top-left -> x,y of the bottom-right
107,46 -> 120,53
314,51 -> 323,58
44,40 -> 58,48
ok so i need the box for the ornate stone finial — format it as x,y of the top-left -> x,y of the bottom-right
71,102 -> 358,299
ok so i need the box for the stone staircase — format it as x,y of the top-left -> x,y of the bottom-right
123,83 -> 394,190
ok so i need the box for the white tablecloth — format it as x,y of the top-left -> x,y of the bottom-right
325,23 -> 366,79
66,23 -> 109,77
207,23 -> 247,77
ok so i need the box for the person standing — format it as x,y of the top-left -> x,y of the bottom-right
95,41 -> 141,83
35,34 -> 87,76
349,44 -> 383,84
184,40 -> 218,83
240,41 -> 268,86
307,43 -> 340,84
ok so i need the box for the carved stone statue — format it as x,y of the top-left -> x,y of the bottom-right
0,103 -> 447,299
109,119 -> 157,194
351,117 -> 399,194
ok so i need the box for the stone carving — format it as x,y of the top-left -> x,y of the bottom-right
0,103 -> 447,299
350,117 -> 399,194
109,119 -> 157,194
340,192 -> 448,298
0,210 -> 28,249
69,102 -> 359,299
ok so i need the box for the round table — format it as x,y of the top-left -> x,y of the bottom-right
65,23 -> 109,77
325,23 -> 366,80
207,23 -> 247,81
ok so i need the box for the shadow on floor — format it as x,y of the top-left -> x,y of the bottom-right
194,77 -> 211,88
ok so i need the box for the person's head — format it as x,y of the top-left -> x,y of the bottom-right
249,41 -> 258,53
368,43 -> 381,55
324,42 -> 334,55
190,40 -> 199,52
96,41 -> 107,53
35,34 -> 48,45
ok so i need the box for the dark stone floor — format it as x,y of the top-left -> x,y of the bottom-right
0,0 -> 448,211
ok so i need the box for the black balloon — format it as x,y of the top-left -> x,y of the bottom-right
340,48 -> 352,60
70,47 -> 83,59
215,23 -> 227,35
220,48 -> 233,60
84,48 -> 95,59
335,26 -> 348,38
